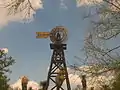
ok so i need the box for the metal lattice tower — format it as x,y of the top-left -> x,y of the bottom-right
45,43 -> 70,90
36,26 -> 71,90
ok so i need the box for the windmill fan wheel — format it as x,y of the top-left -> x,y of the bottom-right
50,26 -> 68,43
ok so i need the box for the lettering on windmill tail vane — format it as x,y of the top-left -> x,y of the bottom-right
36,32 -> 50,38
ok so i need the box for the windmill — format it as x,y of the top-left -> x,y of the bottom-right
36,26 -> 71,90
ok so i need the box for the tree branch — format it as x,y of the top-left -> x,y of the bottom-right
103,0 -> 120,10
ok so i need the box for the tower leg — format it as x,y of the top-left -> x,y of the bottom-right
45,44 -> 71,90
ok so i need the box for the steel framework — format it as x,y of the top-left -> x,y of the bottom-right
45,43 -> 71,90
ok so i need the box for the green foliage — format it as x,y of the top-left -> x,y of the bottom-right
0,74 -> 9,90
0,50 -> 15,90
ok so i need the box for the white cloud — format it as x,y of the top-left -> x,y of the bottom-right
10,77 -> 41,90
60,0 -> 68,10
10,66 -> 115,90
68,74 -> 82,89
76,0 -> 103,7
67,65 -> 115,89
0,0 -> 43,27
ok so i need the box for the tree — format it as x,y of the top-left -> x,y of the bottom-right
70,0 -> 120,89
0,0 -> 43,21
39,80 -> 47,90
1,0 -> 34,14
0,48 -> 15,90
83,0 -> 120,72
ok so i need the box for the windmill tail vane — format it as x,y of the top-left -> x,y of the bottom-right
36,32 -> 50,38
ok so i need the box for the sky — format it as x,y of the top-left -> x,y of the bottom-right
0,0 -> 102,85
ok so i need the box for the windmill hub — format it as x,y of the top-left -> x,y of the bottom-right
50,26 -> 67,43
